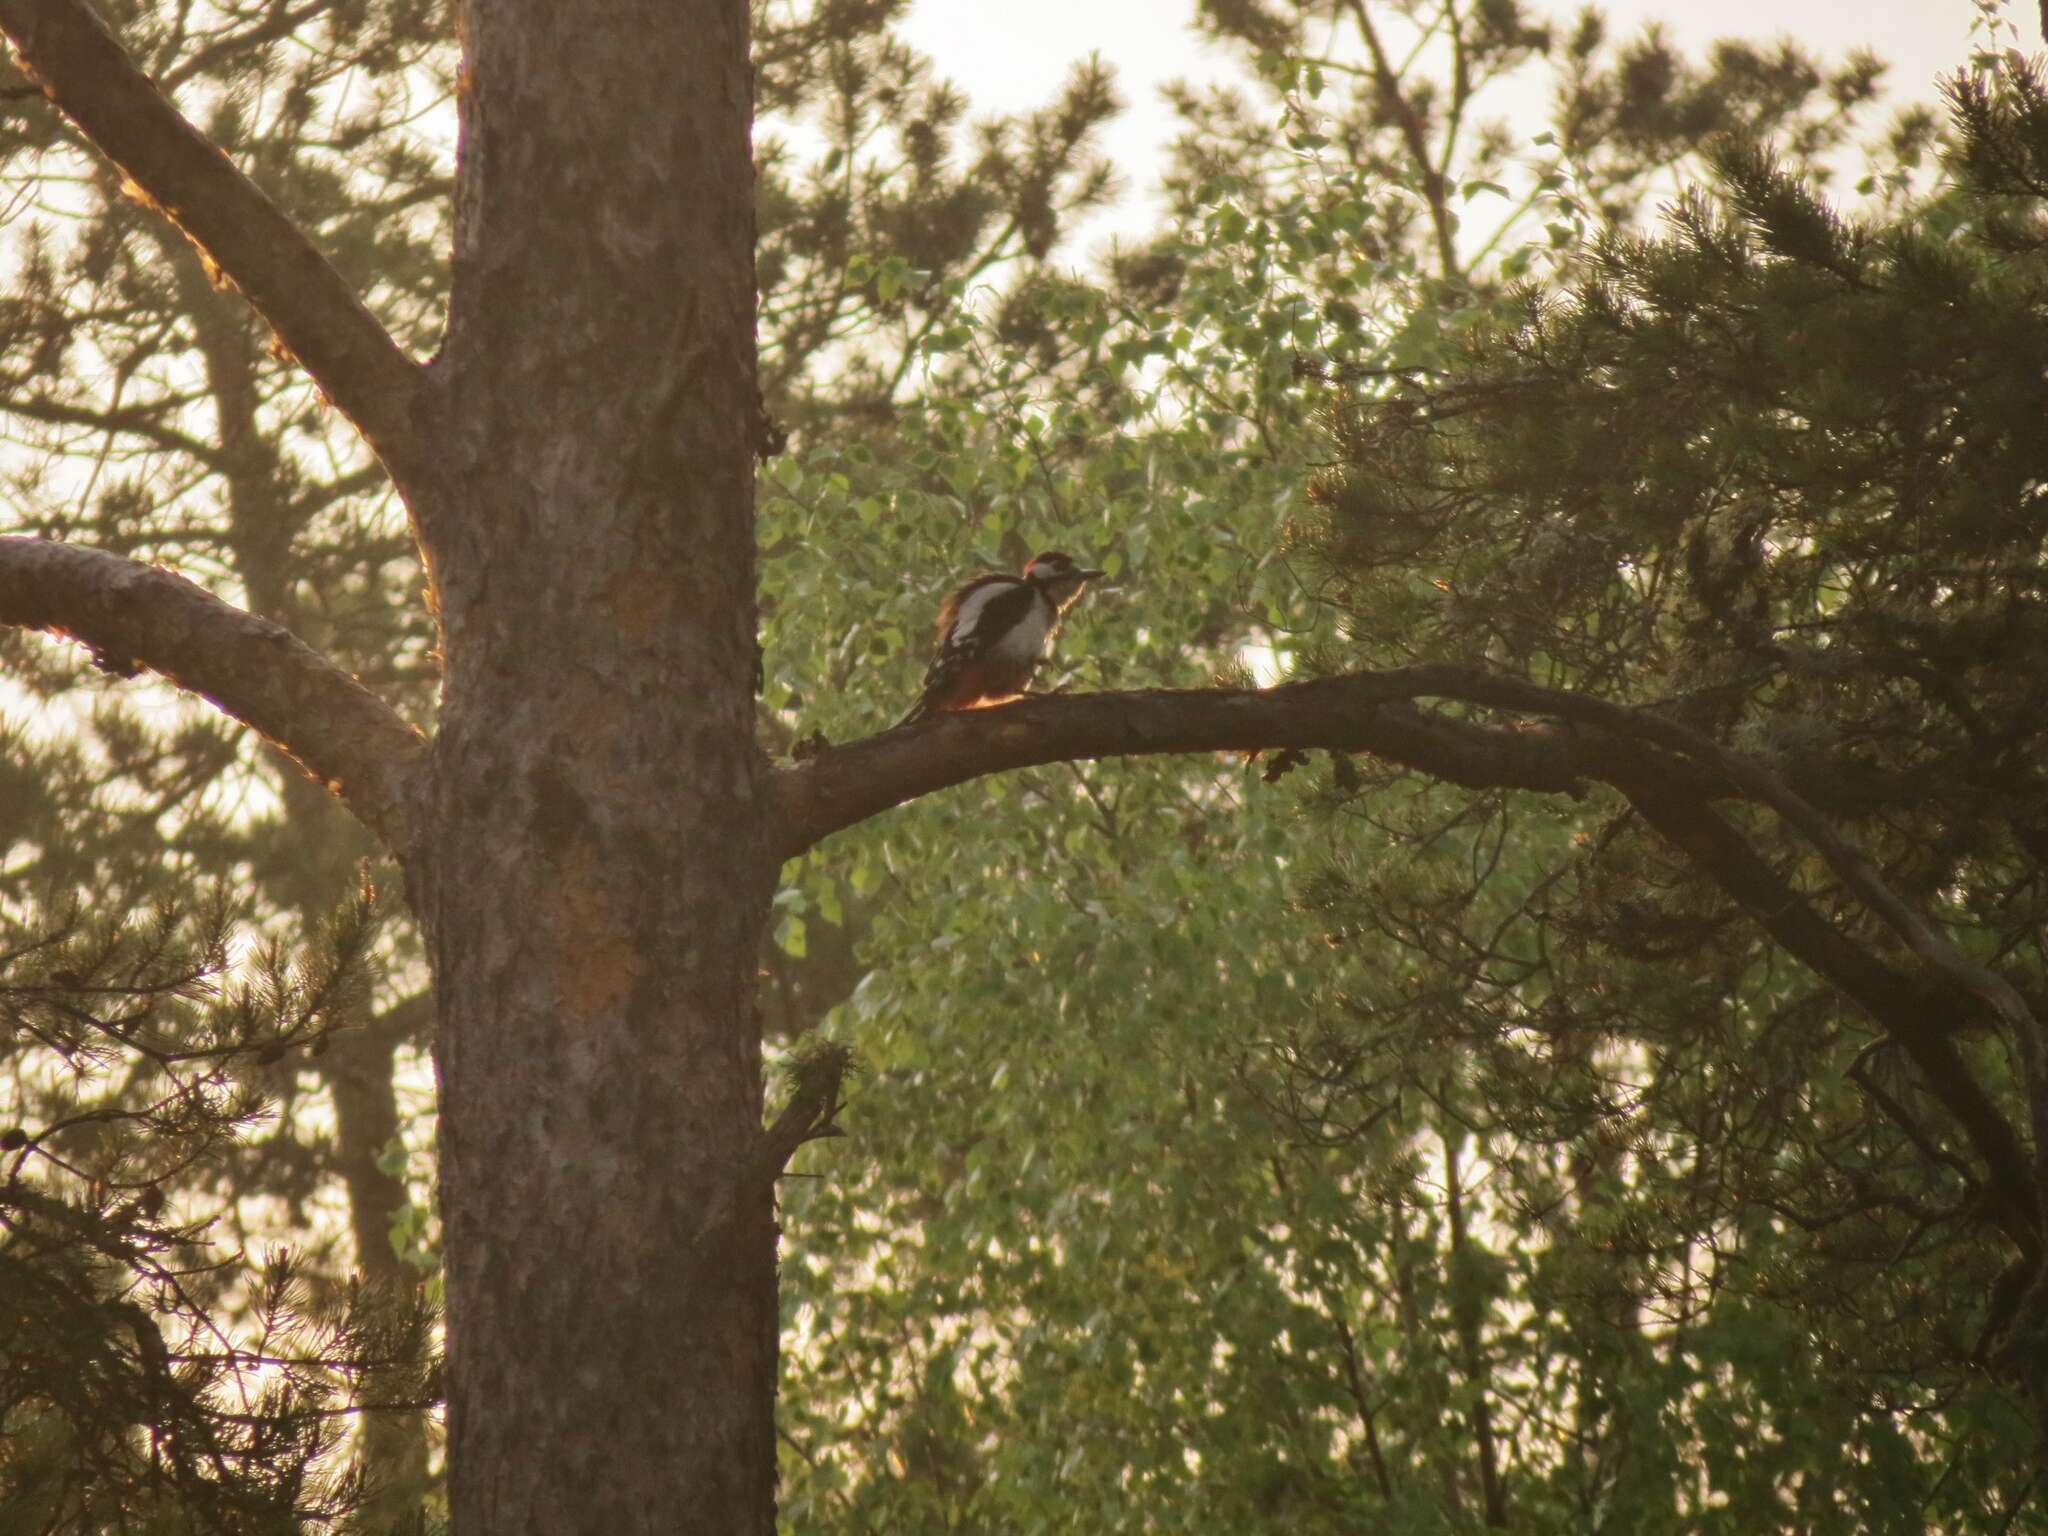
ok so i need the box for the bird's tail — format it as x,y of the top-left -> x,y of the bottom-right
894,695 -> 934,730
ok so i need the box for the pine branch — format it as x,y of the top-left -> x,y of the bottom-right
771,673 -> 1602,861
0,0 -> 430,494
788,671 -> 2040,1061
1423,663 -> 2048,1175
779,669 -> 2042,1256
1609,753 -> 2042,1259
0,392 -> 227,466
0,536 -> 428,852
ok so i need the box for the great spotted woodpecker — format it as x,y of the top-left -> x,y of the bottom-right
898,550 -> 1106,725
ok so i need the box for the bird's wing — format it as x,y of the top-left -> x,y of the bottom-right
933,573 -> 1009,643
932,579 -> 1037,667
916,579 -> 1038,702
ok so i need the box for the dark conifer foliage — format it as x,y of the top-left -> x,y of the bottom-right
0,883 -> 434,1530
1292,52 -> 2048,1502
756,1 -> 1121,417
1,1 -> 450,1516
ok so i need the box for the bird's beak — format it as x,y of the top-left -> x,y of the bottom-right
1078,568 -> 1108,581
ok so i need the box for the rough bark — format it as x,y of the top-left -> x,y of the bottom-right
407,1 -> 775,1530
0,536 -> 428,850
771,675 -> 1602,860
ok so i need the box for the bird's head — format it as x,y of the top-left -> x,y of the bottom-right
1023,550 -> 1107,605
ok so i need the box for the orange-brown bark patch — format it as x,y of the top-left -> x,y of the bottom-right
547,842 -> 641,1021
604,564 -> 679,648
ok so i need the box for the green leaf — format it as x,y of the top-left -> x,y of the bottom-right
775,915 -> 807,959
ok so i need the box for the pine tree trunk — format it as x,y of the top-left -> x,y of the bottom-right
408,2 -> 775,1527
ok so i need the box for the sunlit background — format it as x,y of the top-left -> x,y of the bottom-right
905,0 -> 1988,251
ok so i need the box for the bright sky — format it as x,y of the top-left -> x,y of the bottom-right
902,0 -> 2004,247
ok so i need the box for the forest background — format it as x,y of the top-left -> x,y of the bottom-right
3,0 -> 2048,1530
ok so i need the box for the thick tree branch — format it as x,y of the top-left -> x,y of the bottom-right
1421,666 -> 2048,1088
0,0 -> 429,493
781,669 -> 2040,1251
770,674 -> 1602,862
800,666 -> 2041,1054
0,537 -> 428,853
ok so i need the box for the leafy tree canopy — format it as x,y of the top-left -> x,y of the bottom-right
764,4 -> 2048,1532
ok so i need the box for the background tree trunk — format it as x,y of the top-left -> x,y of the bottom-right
408,1 -> 776,1527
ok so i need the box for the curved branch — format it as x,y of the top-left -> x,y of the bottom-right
806,663 -> 2042,1062
0,0 -> 430,494
770,673 -> 1602,861
781,666 -> 2042,1248
0,537 -> 428,854
1608,755 -> 2041,1256
1417,664 -> 2048,1169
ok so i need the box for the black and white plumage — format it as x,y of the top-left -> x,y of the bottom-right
897,550 -> 1106,726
